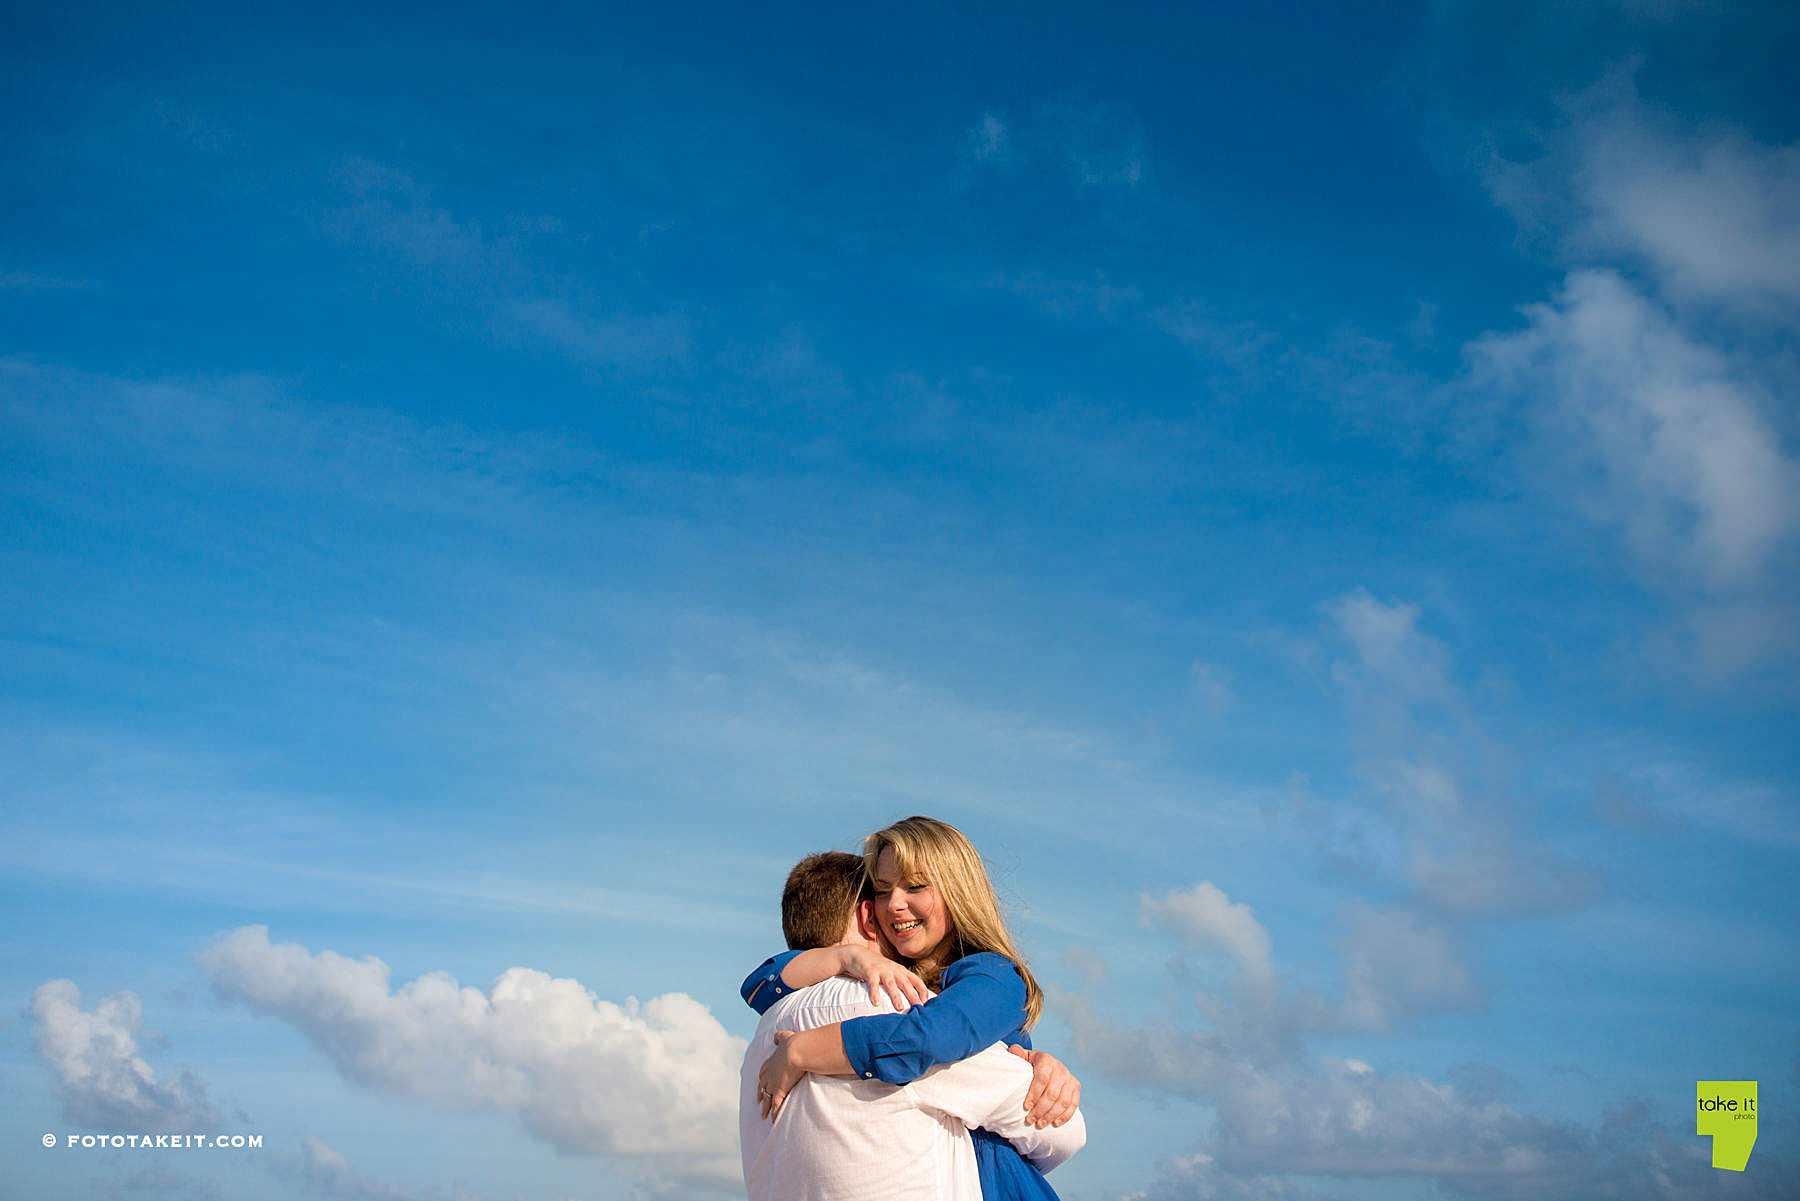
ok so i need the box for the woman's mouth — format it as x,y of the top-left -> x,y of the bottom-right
891,919 -> 922,934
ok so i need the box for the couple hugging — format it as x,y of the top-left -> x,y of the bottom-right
737,816 -> 1088,1201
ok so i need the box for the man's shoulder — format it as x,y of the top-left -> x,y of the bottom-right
757,976 -> 893,1032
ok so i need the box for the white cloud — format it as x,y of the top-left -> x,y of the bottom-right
1376,757 -> 1598,918
1337,900 -> 1479,1031
1325,590 -> 1451,702
1141,883 -> 1276,998
29,980 -> 217,1133
1566,81 -> 1800,313
1325,593 -> 1600,919
197,927 -> 743,1183
1469,75 -> 1800,675
1069,983 -> 1797,1199
1470,269 -> 1798,596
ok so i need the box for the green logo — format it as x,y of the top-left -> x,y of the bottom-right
1696,1081 -> 1757,1171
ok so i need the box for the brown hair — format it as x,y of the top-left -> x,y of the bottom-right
863,816 -> 1042,1031
781,851 -> 868,950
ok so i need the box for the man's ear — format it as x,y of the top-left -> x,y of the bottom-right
856,899 -> 881,941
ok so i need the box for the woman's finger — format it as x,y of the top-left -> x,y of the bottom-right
1023,1075 -> 1045,1114
1027,1076 -> 1067,1126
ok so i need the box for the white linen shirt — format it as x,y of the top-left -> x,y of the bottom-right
738,976 -> 1085,1201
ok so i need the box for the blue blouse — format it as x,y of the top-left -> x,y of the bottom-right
739,950 -> 1065,1201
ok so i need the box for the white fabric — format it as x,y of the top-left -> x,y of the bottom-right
738,976 -> 1085,1201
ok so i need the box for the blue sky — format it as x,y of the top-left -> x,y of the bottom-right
4,1 -> 1798,1198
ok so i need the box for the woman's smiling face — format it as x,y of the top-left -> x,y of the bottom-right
872,845 -> 955,968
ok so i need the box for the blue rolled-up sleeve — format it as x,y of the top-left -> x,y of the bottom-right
740,949 -> 804,1014
841,952 -> 1027,1084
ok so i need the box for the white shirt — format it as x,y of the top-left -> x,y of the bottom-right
738,976 -> 1085,1201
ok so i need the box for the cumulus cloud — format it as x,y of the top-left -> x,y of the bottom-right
197,927 -> 743,1183
1068,984 -> 1798,1199
29,980 -> 218,1133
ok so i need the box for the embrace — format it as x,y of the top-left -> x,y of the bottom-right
737,816 -> 1088,1201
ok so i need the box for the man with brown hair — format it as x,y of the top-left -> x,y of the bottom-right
737,852 -> 1084,1200
783,852 -> 869,950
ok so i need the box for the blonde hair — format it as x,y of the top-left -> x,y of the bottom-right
862,815 -> 1042,1031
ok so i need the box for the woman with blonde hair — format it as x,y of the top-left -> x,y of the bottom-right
742,816 -> 1080,1201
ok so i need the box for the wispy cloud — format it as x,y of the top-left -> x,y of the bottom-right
1491,70 -> 1800,316
1188,661 -> 1236,720
1,270 -> 93,291
335,159 -> 691,372
1042,97 -> 1146,188
268,1137 -> 423,1201
954,97 -> 1146,188
1466,72 -> 1800,676
964,111 -> 1009,163
1469,271 -> 1797,596
1326,590 -> 1601,919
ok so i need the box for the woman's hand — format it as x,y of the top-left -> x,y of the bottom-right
1008,1045 -> 1081,1128
758,1031 -> 808,1119
836,945 -> 930,1011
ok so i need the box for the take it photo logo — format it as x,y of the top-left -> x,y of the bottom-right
1696,1081 -> 1757,1171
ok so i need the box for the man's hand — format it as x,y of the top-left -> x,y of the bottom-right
837,945 -> 930,1011
1009,1045 -> 1080,1129
758,1030 -> 807,1120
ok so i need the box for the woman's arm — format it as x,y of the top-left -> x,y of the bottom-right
759,950 -> 1028,1114
839,952 -> 1027,1083
760,1030 -> 1081,1133
742,946 -> 930,1014
740,950 -> 804,1015
756,1023 -> 849,1117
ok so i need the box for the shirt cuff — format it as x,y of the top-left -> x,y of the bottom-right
742,949 -> 804,1014
840,1013 -> 912,1082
